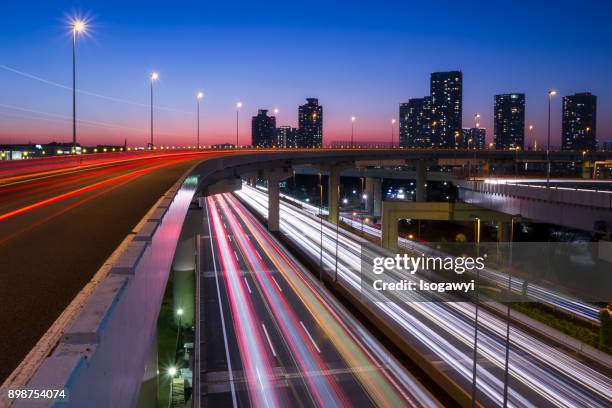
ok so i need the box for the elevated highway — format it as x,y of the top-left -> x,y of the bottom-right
2,147 -> 611,407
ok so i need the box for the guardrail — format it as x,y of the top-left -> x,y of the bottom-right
6,174 -> 198,407
458,180 -> 612,232
459,180 -> 612,209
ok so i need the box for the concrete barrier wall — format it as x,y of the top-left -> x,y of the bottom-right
13,175 -> 198,407
458,181 -> 612,231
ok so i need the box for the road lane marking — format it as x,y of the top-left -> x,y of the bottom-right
255,367 -> 272,408
271,276 -> 283,292
261,323 -> 277,358
206,199 -> 238,408
243,277 -> 252,294
299,321 -> 321,353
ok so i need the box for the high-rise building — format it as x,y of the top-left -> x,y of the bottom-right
400,97 -> 432,147
276,126 -> 298,148
251,109 -> 276,147
494,93 -> 525,150
399,102 -> 409,147
298,98 -> 323,148
562,92 -> 597,151
461,127 -> 486,149
430,71 -> 462,147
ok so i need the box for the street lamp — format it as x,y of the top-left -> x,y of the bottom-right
196,92 -> 204,148
546,89 -> 557,187
391,118 -> 396,148
149,72 -> 159,149
470,216 -> 481,407
311,112 -> 318,148
529,125 -> 535,150
351,116 -> 356,148
318,173 -> 324,280
334,184 -> 341,282
236,101 -> 242,148
70,18 -> 87,154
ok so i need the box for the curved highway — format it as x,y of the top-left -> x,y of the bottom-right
236,185 -> 612,407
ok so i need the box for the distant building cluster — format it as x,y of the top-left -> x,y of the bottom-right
494,93 -> 525,150
562,93 -> 597,151
252,98 -> 323,148
399,72 -> 598,151
400,71 -> 463,149
0,142 -> 125,160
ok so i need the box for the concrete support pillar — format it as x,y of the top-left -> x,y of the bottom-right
171,207 -> 202,329
263,168 -> 292,232
416,160 -> 427,202
381,202 -> 398,252
365,177 -> 382,218
267,179 -> 280,231
482,161 -> 491,176
582,161 -> 593,179
496,221 -> 512,243
328,166 -> 340,225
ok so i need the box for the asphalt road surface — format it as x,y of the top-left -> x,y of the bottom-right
236,185 -> 612,408
198,193 -> 439,407
0,152 -> 208,382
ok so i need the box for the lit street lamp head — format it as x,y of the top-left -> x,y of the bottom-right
236,101 -> 242,109
150,72 -> 159,82
71,19 -> 87,34
197,91 -> 204,100
548,89 -> 557,96
351,116 -> 356,122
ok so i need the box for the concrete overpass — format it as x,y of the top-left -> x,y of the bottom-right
459,179 -> 612,233
5,147 -> 612,407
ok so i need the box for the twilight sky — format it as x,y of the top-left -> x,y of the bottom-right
1,0 -> 611,147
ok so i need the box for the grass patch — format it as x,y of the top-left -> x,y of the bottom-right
510,302 -> 611,355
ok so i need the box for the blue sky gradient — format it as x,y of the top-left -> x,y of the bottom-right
1,0 -> 611,146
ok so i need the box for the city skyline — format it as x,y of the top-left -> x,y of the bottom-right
1,1 -> 611,147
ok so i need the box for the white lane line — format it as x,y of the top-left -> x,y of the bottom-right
256,251 -> 263,261
233,250 -> 239,262
243,277 -> 252,294
255,367 -> 272,408
299,320 -> 321,353
261,323 -> 277,358
271,276 -> 283,292
206,200 -> 238,408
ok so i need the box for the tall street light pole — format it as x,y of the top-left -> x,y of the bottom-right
273,108 -> 280,147
546,90 -> 556,187
529,125 -> 536,150
318,173 -> 324,281
236,102 -> 242,148
197,92 -> 204,148
470,216 -> 481,407
391,118 -> 396,148
351,116 -> 356,148
150,72 -> 159,149
71,19 -> 86,154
